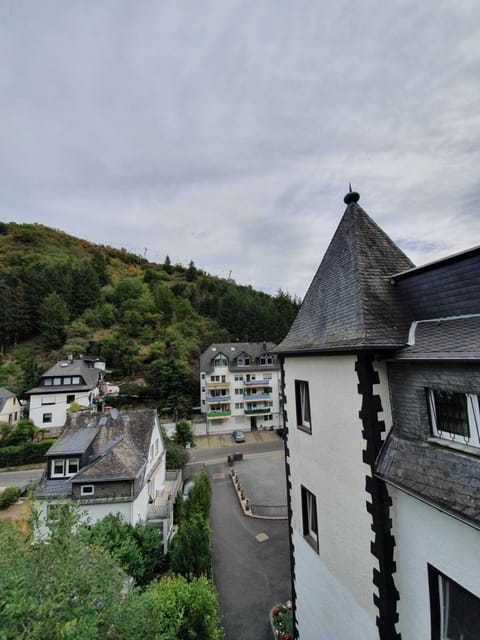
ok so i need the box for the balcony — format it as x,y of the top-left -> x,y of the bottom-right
206,395 -> 231,403
206,381 -> 230,390
244,393 -> 271,401
244,407 -> 271,416
244,379 -> 271,387
147,469 -> 182,522
207,410 -> 232,419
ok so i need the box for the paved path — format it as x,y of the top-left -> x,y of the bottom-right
208,458 -> 291,640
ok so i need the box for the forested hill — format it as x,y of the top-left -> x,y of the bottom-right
0,221 -> 300,414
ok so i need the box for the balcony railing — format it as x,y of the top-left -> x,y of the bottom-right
207,410 -> 232,419
244,393 -> 271,401
206,395 -> 231,403
206,381 -> 230,389
244,407 -> 271,415
243,379 -> 271,387
147,470 -> 182,522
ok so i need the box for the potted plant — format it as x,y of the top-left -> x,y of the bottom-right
270,601 -> 293,640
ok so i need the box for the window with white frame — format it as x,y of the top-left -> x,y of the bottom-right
301,485 -> 318,552
429,565 -> 480,640
43,412 -> 53,424
51,458 -> 79,478
80,485 -> 95,497
428,390 -> 480,447
67,458 -> 79,475
237,355 -> 250,367
295,380 -> 311,432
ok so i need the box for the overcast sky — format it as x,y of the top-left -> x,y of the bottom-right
1,1 -> 479,298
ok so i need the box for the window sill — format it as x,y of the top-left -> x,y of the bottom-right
427,437 -> 480,457
297,425 -> 312,435
303,534 -> 319,553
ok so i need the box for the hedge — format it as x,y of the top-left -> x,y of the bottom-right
0,486 -> 22,510
0,440 -> 55,468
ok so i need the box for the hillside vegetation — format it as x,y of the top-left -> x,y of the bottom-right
0,221 -> 299,415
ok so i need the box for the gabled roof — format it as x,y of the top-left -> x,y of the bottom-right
35,409 -> 160,497
27,359 -> 102,394
0,387 -> 16,413
275,199 -> 414,354
200,342 -> 278,373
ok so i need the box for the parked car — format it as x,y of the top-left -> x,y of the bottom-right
232,430 -> 245,443
182,479 -> 195,498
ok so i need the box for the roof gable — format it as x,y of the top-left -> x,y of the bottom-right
275,200 -> 414,353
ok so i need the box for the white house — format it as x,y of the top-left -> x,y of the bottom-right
27,356 -> 115,432
34,409 -> 181,551
0,387 -> 21,426
274,189 -> 480,639
199,342 -> 282,435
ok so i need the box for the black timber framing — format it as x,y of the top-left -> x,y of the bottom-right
279,354 -> 298,639
355,353 -> 401,640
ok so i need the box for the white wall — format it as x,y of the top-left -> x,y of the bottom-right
294,530 -> 377,640
391,487 -> 480,639
0,396 -> 21,425
29,390 -> 92,429
285,355 -> 391,640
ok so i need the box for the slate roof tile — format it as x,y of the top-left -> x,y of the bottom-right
275,201 -> 414,354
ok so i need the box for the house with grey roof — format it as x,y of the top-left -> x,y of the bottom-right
199,342 -> 281,435
275,190 -> 480,639
0,387 -> 21,426
26,355 -> 115,433
35,409 -> 181,551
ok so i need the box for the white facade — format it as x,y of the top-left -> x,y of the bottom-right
200,344 -> 282,434
0,391 -> 21,426
29,388 -> 96,429
391,489 -> 480,639
285,355 -> 391,640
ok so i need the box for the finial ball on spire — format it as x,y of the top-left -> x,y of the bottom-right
344,185 -> 360,205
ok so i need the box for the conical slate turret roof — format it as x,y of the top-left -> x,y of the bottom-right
275,198 -> 414,354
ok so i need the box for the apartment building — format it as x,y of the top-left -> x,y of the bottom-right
199,342 -> 282,435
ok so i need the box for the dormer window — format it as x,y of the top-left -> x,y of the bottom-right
260,354 -> 273,366
237,355 -> 250,367
428,390 -> 480,447
51,457 -> 80,478
214,355 -> 228,368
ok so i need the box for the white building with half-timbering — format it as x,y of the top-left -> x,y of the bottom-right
274,190 -> 480,640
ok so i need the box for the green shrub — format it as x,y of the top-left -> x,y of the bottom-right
183,471 -> 211,520
169,512 -> 211,578
0,439 -> 54,468
0,486 -> 21,509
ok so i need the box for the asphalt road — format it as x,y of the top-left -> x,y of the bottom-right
207,458 -> 291,640
0,468 -> 44,491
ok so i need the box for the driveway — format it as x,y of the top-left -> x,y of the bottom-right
208,456 -> 291,640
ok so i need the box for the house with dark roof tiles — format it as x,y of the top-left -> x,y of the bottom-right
26,356 -> 117,432
0,387 -> 21,426
275,190 -> 480,640
35,409 -> 181,551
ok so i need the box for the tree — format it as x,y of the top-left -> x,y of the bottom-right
0,510 -> 127,640
169,512 -> 211,578
80,513 -> 164,586
175,418 -> 193,447
39,291 -> 69,349
183,471 -> 212,520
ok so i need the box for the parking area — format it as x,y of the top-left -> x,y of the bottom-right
194,430 -> 280,450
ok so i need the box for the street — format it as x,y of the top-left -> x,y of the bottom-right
204,446 -> 291,640
0,468 -> 44,492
